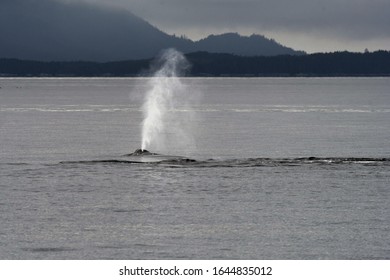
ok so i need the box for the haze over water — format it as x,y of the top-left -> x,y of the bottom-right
0,77 -> 389,259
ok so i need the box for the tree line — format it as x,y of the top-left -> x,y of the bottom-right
1,51 -> 389,77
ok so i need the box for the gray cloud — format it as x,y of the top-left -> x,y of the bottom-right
79,0 -> 390,40
8,0 -> 390,52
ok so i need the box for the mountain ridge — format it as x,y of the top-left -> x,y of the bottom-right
195,33 -> 304,56
0,0 -> 304,61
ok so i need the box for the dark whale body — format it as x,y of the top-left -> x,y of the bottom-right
122,149 -> 195,163
127,149 -> 158,156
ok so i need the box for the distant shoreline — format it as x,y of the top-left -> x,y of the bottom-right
1,51 -> 389,77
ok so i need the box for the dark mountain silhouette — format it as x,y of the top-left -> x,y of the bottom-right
0,0 -> 303,62
0,0 -> 193,61
195,33 -> 304,56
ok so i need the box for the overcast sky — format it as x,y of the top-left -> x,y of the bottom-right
68,0 -> 389,53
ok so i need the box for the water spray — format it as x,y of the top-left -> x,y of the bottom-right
139,49 -> 196,155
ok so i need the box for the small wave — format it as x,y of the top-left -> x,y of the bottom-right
59,159 -> 140,164
23,247 -> 76,253
231,108 -> 390,113
3,105 -> 389,114
0,105 -> 139,113
0,162 -> 29,166
59,157 -> 390,168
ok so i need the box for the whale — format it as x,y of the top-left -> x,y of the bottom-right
122,149 -> 195,163
127,149 -> 158,156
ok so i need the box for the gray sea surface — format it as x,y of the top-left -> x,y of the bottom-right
0,77 -> 389,259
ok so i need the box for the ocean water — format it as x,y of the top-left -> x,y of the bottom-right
0,77 -> 389,259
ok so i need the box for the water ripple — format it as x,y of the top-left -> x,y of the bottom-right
59,157 -> 390,168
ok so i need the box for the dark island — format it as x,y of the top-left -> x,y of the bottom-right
1,50 -> 389,77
